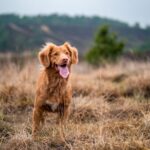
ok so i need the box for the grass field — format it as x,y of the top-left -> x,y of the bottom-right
0,55 -> 150,150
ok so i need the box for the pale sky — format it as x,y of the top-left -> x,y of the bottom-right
0,0 -> 150,27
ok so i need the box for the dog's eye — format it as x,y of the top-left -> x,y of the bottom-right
65,51 -> 69,55
53,52 -> 58,56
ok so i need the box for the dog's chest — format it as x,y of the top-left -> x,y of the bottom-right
46,78 -> 68,102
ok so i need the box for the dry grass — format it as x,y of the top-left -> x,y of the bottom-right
0,56 -> 150,150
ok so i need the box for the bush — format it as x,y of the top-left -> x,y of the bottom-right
85,25 -> 124,65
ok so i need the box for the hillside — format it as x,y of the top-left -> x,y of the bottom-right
0,14 -> 150,54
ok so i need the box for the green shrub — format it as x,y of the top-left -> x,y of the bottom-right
85,25 -> 124,65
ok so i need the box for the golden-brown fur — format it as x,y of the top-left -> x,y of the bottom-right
32,42 -> 78,138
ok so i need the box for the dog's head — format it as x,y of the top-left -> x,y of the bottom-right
39,42 -> 78,78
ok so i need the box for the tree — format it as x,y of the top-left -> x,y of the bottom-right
85,25 -> 124,65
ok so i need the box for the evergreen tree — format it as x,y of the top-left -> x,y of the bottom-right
85,25 -> 124,65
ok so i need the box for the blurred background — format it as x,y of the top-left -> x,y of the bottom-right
0,0 -> 150,62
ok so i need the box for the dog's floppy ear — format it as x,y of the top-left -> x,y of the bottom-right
64,42 -> 78,64
38,43 -> 54,67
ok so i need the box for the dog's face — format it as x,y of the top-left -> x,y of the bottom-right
39,42 -> 78,78
50,44 -> 70,67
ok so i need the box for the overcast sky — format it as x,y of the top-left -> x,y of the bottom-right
0,0 -> 150,27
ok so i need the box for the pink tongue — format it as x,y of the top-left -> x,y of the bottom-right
58,66 -> 69,78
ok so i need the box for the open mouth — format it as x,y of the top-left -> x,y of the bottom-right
57,63 -> 69,78
60,64 -> 67,67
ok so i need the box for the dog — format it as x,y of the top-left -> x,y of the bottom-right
32,42 -> 78,139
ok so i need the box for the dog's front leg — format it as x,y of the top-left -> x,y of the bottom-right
32,98 -> 45,139
57,103 -> 70,124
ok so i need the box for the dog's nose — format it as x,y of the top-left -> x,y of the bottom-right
62,58 -> 68,63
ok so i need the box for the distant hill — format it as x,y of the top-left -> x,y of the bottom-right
0,14 -> 150,55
